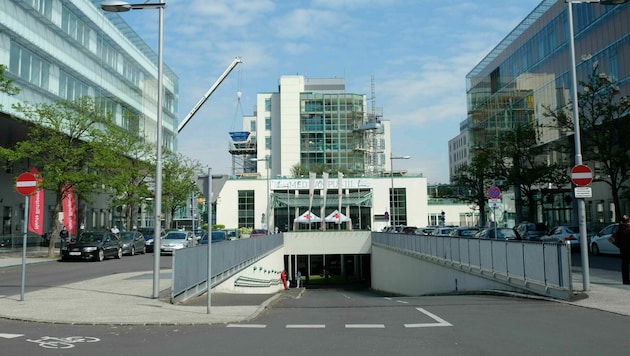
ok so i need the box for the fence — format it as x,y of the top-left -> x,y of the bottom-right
372,233 -> 573,300
170,234 -> 283,303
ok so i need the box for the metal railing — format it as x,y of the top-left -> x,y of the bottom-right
372,233 -> 573,300
170,234 -> 283,303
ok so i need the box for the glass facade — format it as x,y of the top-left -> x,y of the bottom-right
1,0 -> 179,151
299,93 -> 366,172
464,0 -> 629,227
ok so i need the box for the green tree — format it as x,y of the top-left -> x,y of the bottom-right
545,67 -> 630,220
0,62 -> 20,98
494,124 -> 568,223
100,123 -> 154,230
161,151 -> 203,228
451,147 -> 497,226
5,97 -> 116,257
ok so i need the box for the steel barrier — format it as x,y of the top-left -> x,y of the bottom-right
372,233 -> 573,300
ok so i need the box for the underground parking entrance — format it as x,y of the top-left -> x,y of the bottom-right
285,253 -> 371,290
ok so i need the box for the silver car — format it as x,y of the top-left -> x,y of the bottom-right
160,231 -> 195,255
590,224 -> 620,255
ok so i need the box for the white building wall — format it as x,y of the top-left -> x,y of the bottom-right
278,76 -> 304,177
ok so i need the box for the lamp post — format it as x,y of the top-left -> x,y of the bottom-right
390,154 -> 410,228
251,155 -> 271,232
566,0 -> 628,291
101,1 -> 166,299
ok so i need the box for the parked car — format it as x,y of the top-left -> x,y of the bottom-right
250,229 -> 268,238
428,227 -> 454,237
590,223 -> 621,255
160,230 -> 195,254
119,231 -> 146,255
513,222 -> 548,241
415,227 -> 437,236
138,228 -> 165,253
448,226 -> 480,238
475,228 -> 521,240
60,231 -> 122,262
401,226 -> 418,234
540,226 -> 580,251
199,231 -> 228,244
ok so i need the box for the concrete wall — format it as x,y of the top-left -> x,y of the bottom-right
370,245 -> 520,296
212,247 -> 286,294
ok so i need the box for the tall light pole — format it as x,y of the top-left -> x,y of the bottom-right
251,155 -> 271,232
390,154 -> 410,228
566,0 -> 628,291
101,1 -> 166,299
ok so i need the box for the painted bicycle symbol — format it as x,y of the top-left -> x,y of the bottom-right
26,335 -> 100,349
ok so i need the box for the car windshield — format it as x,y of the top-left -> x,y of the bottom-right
119,232 -> 136,241
78,233 -> 105,243
164,232 -> 186,240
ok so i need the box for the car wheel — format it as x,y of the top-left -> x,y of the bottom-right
131,246 -> 135,256
141,246 -> 146,254
96,249 -> 105,262
591,243 -> 600,256
116,247 -> 122,259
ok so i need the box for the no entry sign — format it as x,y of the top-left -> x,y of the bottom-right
571,164 -> 593,187
16,172 -> 38,196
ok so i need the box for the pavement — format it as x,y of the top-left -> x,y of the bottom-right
0,249 -> 629,325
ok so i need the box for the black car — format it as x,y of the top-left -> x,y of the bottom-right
61,231 -> 123,262
119,231 -> 146,255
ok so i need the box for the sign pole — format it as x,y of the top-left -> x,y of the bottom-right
20,195 -> 29,301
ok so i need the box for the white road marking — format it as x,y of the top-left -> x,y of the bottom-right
227,324 -> 267,328
345,324 -> 385,329
404,308 -> 453,328
286,324 -> 326,329
396,300 -> 408,304
0,333 -> 24,339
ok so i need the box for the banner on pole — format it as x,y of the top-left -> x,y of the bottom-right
62,184 -> 77,234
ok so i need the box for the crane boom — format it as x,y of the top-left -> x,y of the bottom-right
177,56 -> 243,133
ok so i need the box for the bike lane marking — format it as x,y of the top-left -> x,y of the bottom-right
0,333 -> 24,339
404,308 -> 453,328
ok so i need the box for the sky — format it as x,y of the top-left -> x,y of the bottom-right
119,0 -> 543,184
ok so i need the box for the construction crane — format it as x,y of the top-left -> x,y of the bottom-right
177,56 -> 243,133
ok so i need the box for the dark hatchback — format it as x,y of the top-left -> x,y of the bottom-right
61,231 -> 123,262
200,231 -> 228,244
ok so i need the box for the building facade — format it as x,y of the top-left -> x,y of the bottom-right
449,0 -> 629,228
0,0 -> 177,235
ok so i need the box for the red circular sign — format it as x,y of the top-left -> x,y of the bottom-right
487,185 -> 501,199
16,172 -> 38,196
571,164 -> 593,187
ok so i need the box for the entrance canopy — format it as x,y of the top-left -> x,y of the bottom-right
294,210 -> 321,223
324,210 -> 351,223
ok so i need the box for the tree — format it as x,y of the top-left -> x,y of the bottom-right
99,123 -> 154,230
161,151 -> 203,229
0,60 -> 20,98
494,124 -> 568,223
451,147 -> 497,226
4,97 -> 118,257
545,67 -> 630,220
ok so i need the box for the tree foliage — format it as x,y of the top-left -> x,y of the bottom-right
6,97 -> 117,256
161,150 -> 203,228
544,67 -> 630,220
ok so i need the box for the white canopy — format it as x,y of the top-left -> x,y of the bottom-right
324,210 -> 351,223
294,210 -> 321,223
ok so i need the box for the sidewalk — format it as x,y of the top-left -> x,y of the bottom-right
0,250 -> 628,325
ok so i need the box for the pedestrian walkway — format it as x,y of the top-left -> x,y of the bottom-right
0,249 -> 628,325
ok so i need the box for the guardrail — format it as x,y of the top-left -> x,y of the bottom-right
170,234 -> 283,303
372,233 -> 573,300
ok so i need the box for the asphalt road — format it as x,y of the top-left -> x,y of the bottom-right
1,251 -> 629,355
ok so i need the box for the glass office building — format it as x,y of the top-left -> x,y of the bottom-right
0,0 -> 178,233
459,0 -> 629,226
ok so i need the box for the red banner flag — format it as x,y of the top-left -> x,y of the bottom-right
63,185 -> 77,235
28,168 -> 44,235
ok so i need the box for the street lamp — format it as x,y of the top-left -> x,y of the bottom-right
390,154 -> 410,227
566,0 -> 628,291
250,155 -> 271,232
101,1 -> 166,299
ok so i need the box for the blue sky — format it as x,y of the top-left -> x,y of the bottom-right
120,0 -> 542,184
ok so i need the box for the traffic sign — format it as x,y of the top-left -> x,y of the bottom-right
15,172 -> 38,196
487,186 -> 501,199
571,164 -> 593,187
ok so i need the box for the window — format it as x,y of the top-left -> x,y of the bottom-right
250,120 -> 256,132
98,42 -> 117,70
265,136 -> 272,150
29,0 -> 52,19
265,117 -> 271,131
59,71 -> 90,100
238,190 -> 255,228
9,42 -> 50,90
62,6 -> 90,48
265,98 -> 271,112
